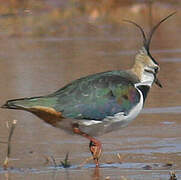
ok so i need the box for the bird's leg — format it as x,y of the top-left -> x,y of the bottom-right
73,124 -> 102,167
89,140 -> 102,166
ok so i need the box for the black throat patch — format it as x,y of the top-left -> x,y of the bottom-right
137,85 -> 150,103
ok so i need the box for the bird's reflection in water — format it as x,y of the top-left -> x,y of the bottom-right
4,172 -> 9,180
93,166 -> 100,180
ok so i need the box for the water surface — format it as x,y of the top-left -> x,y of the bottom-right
0,1 -> 181,179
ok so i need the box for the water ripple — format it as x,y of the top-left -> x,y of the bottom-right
142,106 -> 181,114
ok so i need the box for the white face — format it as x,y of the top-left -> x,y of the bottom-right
140,67 -> 155,87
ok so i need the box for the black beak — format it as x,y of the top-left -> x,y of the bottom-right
155,77 -> 162,88
153,66 -> 162,88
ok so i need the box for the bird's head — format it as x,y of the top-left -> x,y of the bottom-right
126,12 -> 176,88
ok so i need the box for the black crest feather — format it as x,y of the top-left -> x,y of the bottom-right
123,12 -> 176,64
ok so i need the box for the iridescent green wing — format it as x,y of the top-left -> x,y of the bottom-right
53,71 -> 140,120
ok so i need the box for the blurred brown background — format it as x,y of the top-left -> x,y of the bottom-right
0,1 -> 181,180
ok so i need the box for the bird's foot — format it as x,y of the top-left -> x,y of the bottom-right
89,139 -> 102,167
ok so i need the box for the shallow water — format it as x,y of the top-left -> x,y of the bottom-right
0,1 -> 181,180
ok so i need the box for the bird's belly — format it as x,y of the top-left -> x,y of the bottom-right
78,111 -> 141,137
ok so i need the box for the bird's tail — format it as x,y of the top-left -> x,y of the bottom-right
1,96 -> 55,110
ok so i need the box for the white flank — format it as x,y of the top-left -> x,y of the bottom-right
81,120 -> 102,126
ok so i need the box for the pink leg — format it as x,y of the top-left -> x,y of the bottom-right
73,126 -> 102,167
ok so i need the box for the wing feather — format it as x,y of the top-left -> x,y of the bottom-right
53,71 -> 140,120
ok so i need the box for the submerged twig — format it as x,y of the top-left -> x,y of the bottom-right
42,154 -> 51,165
79,156 -> 93,167
60,152 -> 71,168
117,153 -> 123,163
3,120 -> 17,169
50,155 -> 57,167
45,152 -> 71,168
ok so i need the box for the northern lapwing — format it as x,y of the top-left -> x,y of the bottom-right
1,13 -> 175,167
